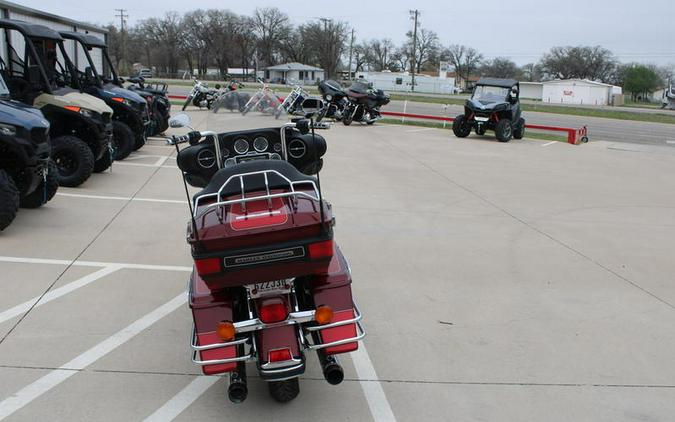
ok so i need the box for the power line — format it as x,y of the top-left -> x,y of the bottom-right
114,9 -> 128,67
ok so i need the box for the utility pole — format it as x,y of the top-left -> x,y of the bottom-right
115,9 -> 128,71
348,28 -> 354,80
409,9 -> 419,92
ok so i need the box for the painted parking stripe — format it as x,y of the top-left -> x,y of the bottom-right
143,376 -> 220,422
56,192 -> 186,204
0,266 -> 122,325
114,161 -> 178,169
0,294 -> 187,420
541,141 -> 557,147
352,344 -> 397,422
0,256 -> 192,272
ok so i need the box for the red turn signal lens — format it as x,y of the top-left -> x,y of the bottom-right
268,348 -> 292,362
216,321 -> 235,342
314,305 -> 334,325
308,240 -> 334,259
111,97 -> 125,103
64,105 -> 81,113
195,258 -> 221,276
258,300 -> 289,324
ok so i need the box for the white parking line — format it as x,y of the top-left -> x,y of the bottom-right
351,345 -> 397,422
112,161 -> 178,169
0,265 -> 122,325
56,192 -> 186,204
143,376 -> 220,422
0,294 -> 187,420
0,256 -> 192,272
406,128 -> 435,133
541,141 -> 557,147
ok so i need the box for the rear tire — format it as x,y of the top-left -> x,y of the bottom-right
0,169 -> 19,230
51,135 -> 94,187
452,115 -> 472,138
268,378 -> 300,403
112,121 -> 134,160
513,118 -> 525,140
495,119 -> 513,142
20,160 -> 59,208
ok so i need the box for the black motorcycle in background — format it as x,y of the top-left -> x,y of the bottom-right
182,79 -> 219,111
342,81 -> 390,126
317,80 -> 348,122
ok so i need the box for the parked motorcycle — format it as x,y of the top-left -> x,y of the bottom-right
166,104 -> 364,403
211,83 -> 251,114
274,84 -> 321,119
342,80 -> 390,126
317,80 -> 349,122
241,81 -> 283,116
182,79 -> 219,111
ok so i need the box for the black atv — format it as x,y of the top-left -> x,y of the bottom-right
60,31 -> 150,156
452,78 -> 525,142
0,19 -> 114,187
124,76 -> 171,136
0,98 -> 58,231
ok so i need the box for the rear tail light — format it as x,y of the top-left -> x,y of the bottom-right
308,240 -> 334,259
258,299 -> 289,324
268,348 -> 292,362
195,257 -> 221,276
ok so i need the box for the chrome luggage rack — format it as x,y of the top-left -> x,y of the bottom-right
192,170 -> 321,218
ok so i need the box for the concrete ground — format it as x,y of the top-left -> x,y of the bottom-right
1,110 -> 675,421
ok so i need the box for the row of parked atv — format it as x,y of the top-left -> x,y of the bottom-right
0,19 -> 171,231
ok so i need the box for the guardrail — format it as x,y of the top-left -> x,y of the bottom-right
381,111 -> 589,145
167,94 -> 589,145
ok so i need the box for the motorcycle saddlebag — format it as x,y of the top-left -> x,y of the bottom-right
310,245 -> 359,355
189,271 -> 238,375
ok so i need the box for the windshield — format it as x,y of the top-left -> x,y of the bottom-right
472,85 -> 509,103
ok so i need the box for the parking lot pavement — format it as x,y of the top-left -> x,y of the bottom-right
1,111 -> 675,421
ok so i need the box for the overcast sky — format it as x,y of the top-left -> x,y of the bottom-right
20,0 -> 675,66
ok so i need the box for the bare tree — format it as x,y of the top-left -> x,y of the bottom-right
301,19 -> 348,79
540,45 -> 617,82
521,63 -> 543,82
137,12 -> 183,74
279,27 -> 311,64
252,7 -> 291,67
364,38 -> 394,71
479,57 -> 522,79
405,28 -> 439,73
444,44 -> 483,86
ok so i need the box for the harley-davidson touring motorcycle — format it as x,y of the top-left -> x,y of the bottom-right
342,80 -> 390,126
317,80 -> 349,122
182,78 -> 219,111
274,84 -> 321,119
166,104 -> 364,403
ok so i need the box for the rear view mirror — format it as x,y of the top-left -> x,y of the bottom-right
169,113 -> 191,128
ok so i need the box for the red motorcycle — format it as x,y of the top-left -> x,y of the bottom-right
167,108 -> 364,403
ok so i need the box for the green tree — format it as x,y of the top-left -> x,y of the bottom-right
618,64 -> 663,101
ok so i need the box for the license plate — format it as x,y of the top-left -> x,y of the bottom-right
247,280 -> 291,298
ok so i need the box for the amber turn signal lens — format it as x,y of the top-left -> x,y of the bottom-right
315,305 -> 334,325
216,321 -> 235,341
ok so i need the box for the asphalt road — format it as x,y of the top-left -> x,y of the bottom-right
169,85 -> 675,146
2,111 -> 675,421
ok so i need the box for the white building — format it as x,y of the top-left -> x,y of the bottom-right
265,63 -> 324,85
0,0 -> 107,72
355,71 -> 457,95
541,79 -> 620,106
519,82 -> 543,100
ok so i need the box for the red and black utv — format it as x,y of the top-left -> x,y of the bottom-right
168,109 -> 364,403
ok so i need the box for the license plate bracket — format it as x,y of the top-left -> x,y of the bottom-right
246,280 -> 292,299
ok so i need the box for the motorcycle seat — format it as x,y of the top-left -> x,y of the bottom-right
194,159 -> 317,203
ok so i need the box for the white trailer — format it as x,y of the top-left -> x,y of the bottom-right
355,71 -> 457,95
